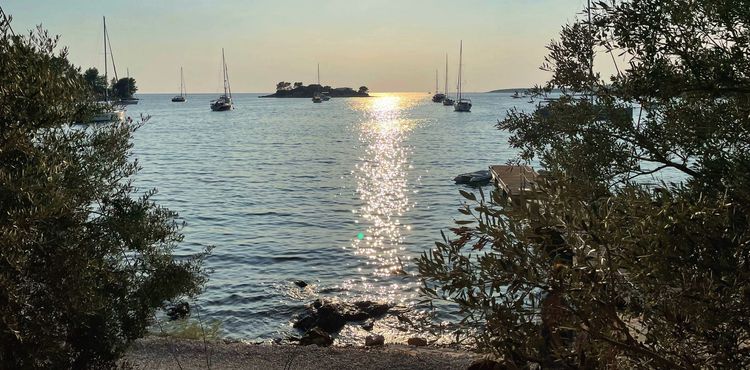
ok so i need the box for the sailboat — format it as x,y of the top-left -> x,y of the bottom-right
454,40 -> 472,112
172,67 -> 186,102
90,16 -> 125,123
314,63 -> 329,102
119,68 -> 139,105
210,48 -> 233,111
431,69 -> 445,102
442,54 -> 454,106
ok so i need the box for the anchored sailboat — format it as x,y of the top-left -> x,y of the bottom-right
210,49 -> 233,111
431,69 -> 445,102
172,67 -> 186,102
454,40 -> 472,112
90,16 -> 125,123
442,54 -> 454,106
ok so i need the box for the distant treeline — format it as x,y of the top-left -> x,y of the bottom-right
261,82 -> 369,98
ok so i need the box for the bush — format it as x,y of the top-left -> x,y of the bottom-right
418,0 -> 750,368
0,23 -> 209,368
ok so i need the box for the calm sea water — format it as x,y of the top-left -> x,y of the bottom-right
127,92 -> 538,342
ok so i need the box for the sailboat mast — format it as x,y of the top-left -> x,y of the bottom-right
103,16 -> 108,102
180,67 -> 185,96
222,48 -> 232,99
317,63 -> 320,85
444,53 -> 449,98
458,40 -> 463,101
435,69 -> 439,93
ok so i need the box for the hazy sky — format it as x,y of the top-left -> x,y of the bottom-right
5,0 -> 594,93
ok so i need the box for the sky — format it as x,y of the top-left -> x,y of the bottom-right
4,0 -> 596,93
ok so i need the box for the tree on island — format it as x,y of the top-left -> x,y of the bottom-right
276,81 -> 292,91
112,76 -> 137,99
82,67 -> 107,99
358,86 -> 368,94
0,21 -> 208,368
293,81 -> 303,89
419,0 -> 750,368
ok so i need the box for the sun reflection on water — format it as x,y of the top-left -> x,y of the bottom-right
344,94 -> 424,304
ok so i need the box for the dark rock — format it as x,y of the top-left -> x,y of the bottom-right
293,300 -> 393,335
294,280 -> 308,288
361,319 -> 374,331
407,337 -> 428,346
299,327 -> 333,347
467,359 -> 504,370
353,301 -> 391,317
166,302 -> 190,321
364,334 -> 384,346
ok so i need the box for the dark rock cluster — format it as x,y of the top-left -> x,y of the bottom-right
292,299 -> 391,346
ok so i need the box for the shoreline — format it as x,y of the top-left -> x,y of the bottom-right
124,337 -> 482,370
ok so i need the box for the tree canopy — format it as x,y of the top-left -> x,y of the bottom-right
111,76 -> 137,99
419,0 -> 750,368
0,23 -> 208,368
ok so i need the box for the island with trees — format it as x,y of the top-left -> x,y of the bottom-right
261,81 -> 369,98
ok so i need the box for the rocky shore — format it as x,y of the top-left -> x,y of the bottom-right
124,337 -> 481,370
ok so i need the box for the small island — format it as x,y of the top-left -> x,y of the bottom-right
261,82 -> 370,98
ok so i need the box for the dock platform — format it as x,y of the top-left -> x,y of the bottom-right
489,165 -> 539,195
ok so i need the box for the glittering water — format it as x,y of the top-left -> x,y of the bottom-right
128,92 -> 535,341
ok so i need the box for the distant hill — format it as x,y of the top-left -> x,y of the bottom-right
487,88 -> 563,94
486,88 -> 531,93
260,83 -> 369,98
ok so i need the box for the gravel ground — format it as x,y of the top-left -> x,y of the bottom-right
124,338 -> 482,370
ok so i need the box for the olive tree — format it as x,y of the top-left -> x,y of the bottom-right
0,22 -> 209,368
418,0 -> 750,368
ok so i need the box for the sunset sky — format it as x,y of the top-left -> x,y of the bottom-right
5,0 -> 597,93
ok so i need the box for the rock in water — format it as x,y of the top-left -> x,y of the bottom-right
365,334 -> 385,346
407,337 -> 428,346
299,327 -> 333,347
293,280 -> 308,288
293,299 -> 392,334
166,302 -> 190,321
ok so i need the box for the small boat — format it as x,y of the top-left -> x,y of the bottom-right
210,49 -> 233,111
321,92 -> 331,101
312,94 -> 322,103
512,91 -> 522,99
172,66 -> 187,102
441,54 -> 454,106
454,170 -> 492,186
454,40 -> 472,112
431,69 -> 445,102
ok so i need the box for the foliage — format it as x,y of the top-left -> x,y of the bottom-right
418,0 -> 750,368
111,77 -> 137,99
358,86 -> 369,94
293,81 -> 303,88
82,67 -> 107,99
276,81 -> 291,91
0,23 -> 209,368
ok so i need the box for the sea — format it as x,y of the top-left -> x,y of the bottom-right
126,92 -> 543,343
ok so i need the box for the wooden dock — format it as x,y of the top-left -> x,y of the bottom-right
489,165 -> 539,195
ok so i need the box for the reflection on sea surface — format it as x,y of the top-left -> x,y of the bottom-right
344,94 -> 423,304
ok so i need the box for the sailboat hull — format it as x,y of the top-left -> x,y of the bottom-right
172,96 -> 186,102
454,99 -> 472,112
211,103 -> 232,111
